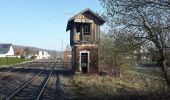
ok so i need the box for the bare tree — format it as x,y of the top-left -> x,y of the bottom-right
24,47 -> 31,57
99,30 -> 142,76
100,0 -> 170,86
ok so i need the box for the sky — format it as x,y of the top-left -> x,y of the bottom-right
0,0 -> 104,51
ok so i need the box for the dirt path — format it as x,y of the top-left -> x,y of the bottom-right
55,75 -> 78,100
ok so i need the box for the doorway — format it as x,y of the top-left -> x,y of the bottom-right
80,51 -> 89,73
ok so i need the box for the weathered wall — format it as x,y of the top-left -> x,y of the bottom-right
70,12 -> 100,46
72,44 -> 98,73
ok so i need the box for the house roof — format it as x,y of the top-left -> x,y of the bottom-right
0,44 -> 12,54
66,8 -> 105,31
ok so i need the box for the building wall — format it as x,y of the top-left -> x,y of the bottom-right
70,13 -> 100,46
72,44 -> 98,73
63,51 -> 71,62
37,51 -> 51,59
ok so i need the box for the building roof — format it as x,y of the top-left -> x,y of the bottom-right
66,8 -> 105,31
0,44 -> 12,54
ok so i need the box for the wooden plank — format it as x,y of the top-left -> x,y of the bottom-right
81,24 -> 84,41
90,24 -> 92,42
94,23 -> 96,42
98,26 -> 100,43
92,22 -> 94,42
74,19 -> 93,23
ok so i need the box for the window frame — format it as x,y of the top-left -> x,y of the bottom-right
83,24 -> 90,35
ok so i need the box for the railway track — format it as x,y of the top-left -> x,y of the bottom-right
3,62 -> 55,100
0,62 -> 45,81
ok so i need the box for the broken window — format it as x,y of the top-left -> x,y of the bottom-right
76,25 -> 81,34
74,25 -> 81,41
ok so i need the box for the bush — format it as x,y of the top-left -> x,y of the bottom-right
98,37 -> 135,77
30,56 -> 37,60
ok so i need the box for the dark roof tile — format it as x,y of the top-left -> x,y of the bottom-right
0,44 -> 12,54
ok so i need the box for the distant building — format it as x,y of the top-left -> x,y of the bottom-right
37,51 -> 51,59
0,44 -> 15,57
134,45 -> 150,61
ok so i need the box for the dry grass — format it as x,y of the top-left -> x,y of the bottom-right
72,69 -> 170,100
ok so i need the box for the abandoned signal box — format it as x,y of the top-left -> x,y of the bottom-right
66,8 -> 105,73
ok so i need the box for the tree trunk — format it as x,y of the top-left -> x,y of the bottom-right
159,49 -> 170,87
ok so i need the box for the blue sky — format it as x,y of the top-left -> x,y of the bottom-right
0,0 -> 104,51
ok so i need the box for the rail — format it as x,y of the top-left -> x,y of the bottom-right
36,66 -> 54,99
4,63 -> 55,100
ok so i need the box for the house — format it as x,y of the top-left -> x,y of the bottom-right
66,8 -> 105,73
133,45 -> 150,63
0,44 -> 15,57
37,51 -> 51,59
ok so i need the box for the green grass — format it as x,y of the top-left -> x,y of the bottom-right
0,57 -> 29,66
72,69 -> 170,100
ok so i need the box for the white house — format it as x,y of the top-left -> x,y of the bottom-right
133,45 -> 150,61
0,44 -> 15,57
37,51 -> 51,59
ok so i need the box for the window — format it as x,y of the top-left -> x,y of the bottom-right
76,25 -> 81,34
83,25 -> 90,35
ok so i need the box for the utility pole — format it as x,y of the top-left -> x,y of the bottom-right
56,37 -> 63,59
56,37 -> 64,69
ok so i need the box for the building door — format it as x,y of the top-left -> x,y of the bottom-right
80,53 -> 89,73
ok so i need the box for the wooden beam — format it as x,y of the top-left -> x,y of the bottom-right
74,19 -> 93,23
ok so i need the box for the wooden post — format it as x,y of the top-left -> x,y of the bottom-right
81,24 -> 84,42
90,24 -> 92,43
73,23 -> 76,41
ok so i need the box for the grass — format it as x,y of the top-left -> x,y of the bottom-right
72,69 -> 170,100
0,57 -> 29,66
